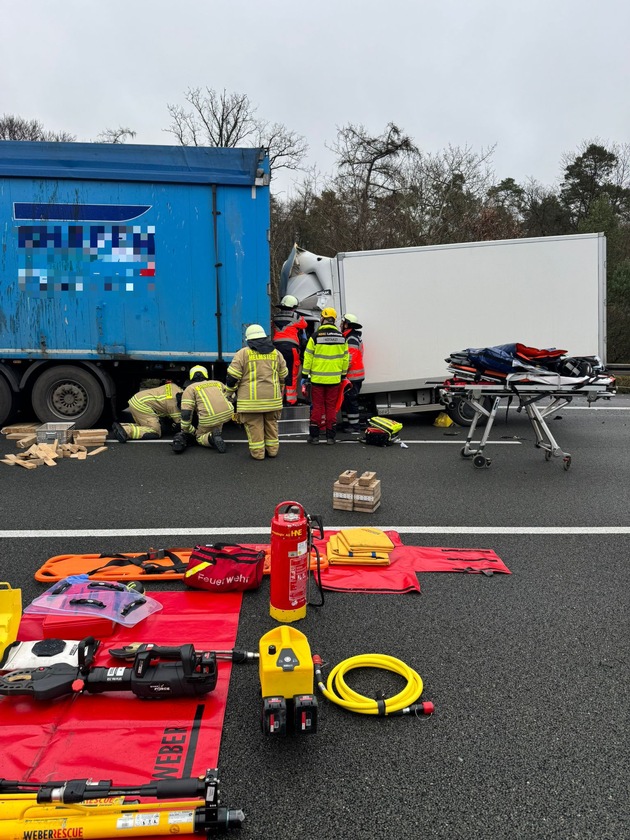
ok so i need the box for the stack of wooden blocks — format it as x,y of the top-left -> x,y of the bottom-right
72,428 -> 108,450
1,424 -> 108,469
333,469 -> 382,513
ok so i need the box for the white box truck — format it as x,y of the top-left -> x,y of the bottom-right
280,233 -> 607,423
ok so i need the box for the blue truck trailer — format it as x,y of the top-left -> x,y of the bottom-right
0,141 -> 270,428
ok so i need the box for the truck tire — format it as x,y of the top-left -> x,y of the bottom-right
31,365 -> 105,429
445,395 -> 491,427
0,374 -> 17,427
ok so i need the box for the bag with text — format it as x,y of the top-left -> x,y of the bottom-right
184,543 -> 266,592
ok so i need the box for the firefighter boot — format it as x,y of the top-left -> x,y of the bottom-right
212,427 -> 227,454
111,422 -> 128,443
307,424 -> 320,445
171,432 -> 188,454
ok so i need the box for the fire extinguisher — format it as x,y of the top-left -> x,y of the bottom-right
269,501 -> 323,623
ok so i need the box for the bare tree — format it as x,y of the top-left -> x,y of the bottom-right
0,114 -> 75,142
165,87 -> 307,173
96,126 -> 137,144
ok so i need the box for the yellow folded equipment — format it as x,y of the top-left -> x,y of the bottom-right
327,529 -> 395,566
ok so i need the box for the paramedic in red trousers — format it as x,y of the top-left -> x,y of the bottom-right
301,307 -> 349,445
172,365 -> 234,454
339,313 -> 365,433
272,294 -> 308,405
225,324 -> 288,460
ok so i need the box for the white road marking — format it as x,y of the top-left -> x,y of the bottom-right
1,526 -> 630,538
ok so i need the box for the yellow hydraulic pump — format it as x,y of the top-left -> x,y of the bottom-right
259,626 -> 317,736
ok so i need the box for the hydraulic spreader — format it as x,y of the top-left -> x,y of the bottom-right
0,637 -> 218,700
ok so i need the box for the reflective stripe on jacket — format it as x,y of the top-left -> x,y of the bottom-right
343,327 -> 365,381
128,383 -> 182,422
226,347 -> 288,412
302,324 -> 349,385
180,380 -> 233,432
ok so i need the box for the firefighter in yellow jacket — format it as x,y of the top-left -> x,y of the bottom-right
172,365 -> 234,454
112,381 -> 182,442
225,324 -> 288,460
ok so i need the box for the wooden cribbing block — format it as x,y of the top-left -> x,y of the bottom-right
2,423 -> 38,435
358,471 -> 377,486
337,469 -> 358,485
87,446 -> 108,456
333,476 -> 357,511
16,434 -> 38,448
353,478 -> 381,513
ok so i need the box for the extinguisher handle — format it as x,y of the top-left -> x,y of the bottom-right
273,501 -> 305,518
308,514 -> 325,540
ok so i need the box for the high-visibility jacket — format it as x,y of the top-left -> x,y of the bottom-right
226,343 -> 288,412
128,382 -> 182,423
302,324 -> 349,385
180,380 -> 234,433
272,309 -> 308,348
343,327 -> 365,381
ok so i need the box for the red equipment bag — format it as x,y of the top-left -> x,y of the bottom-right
184,543 -> 266,592
362,427 -> 392,447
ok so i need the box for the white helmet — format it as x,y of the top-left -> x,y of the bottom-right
280,294 -> 299,308
342,313 -> 362,328
245,324 -> 267,341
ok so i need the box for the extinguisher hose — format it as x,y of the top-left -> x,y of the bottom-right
312,653 -> 434,717
307,534 -> 325,608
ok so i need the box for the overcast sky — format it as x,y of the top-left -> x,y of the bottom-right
2,0 -> 629,197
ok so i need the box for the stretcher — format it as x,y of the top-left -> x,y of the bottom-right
441,368 -> 616,469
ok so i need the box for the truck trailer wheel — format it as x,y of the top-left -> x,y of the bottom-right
445,396 -> 491,427
0,375 -> 17,427
31,365 -> 105,429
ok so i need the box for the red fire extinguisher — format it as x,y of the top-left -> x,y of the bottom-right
270,501 -> 320,623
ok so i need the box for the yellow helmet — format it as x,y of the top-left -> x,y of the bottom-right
321,307 -> 337,320
189,365 -> 208,380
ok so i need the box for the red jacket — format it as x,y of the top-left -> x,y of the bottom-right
272,309 -> 308,348
343,327 -> 365,381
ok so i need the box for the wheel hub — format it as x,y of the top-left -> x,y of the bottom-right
51,383 -> 87,416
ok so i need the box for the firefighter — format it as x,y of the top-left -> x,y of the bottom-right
301,307 -> 349,445
225,324 -> 288,460
112,381 -> 183,442
172,365 -> 234,454
272,294 -> 308,405
339,313 -> 365,433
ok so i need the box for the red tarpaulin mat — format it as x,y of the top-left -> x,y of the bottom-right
313,531 -> 511,593
0,590 -> 242,783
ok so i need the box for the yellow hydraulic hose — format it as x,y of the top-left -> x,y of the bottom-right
313,653 -> 433,716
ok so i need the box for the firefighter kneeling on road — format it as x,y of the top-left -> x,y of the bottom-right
172,365 -> 234,454
112,381 -> 183,443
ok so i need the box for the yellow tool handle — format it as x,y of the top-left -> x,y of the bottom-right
2,797 -> 200,838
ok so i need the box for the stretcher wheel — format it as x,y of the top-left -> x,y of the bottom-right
460,447 -> 472,458
545,450 -> 552,461
563,455 -> 572,471
473,454 -> 489,469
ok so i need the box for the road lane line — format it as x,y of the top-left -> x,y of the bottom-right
1,526 -> 630,538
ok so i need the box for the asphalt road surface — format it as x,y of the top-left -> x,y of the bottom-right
1,399 -> 628,839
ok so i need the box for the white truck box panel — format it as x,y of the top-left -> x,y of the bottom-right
337,234 -> 605,392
